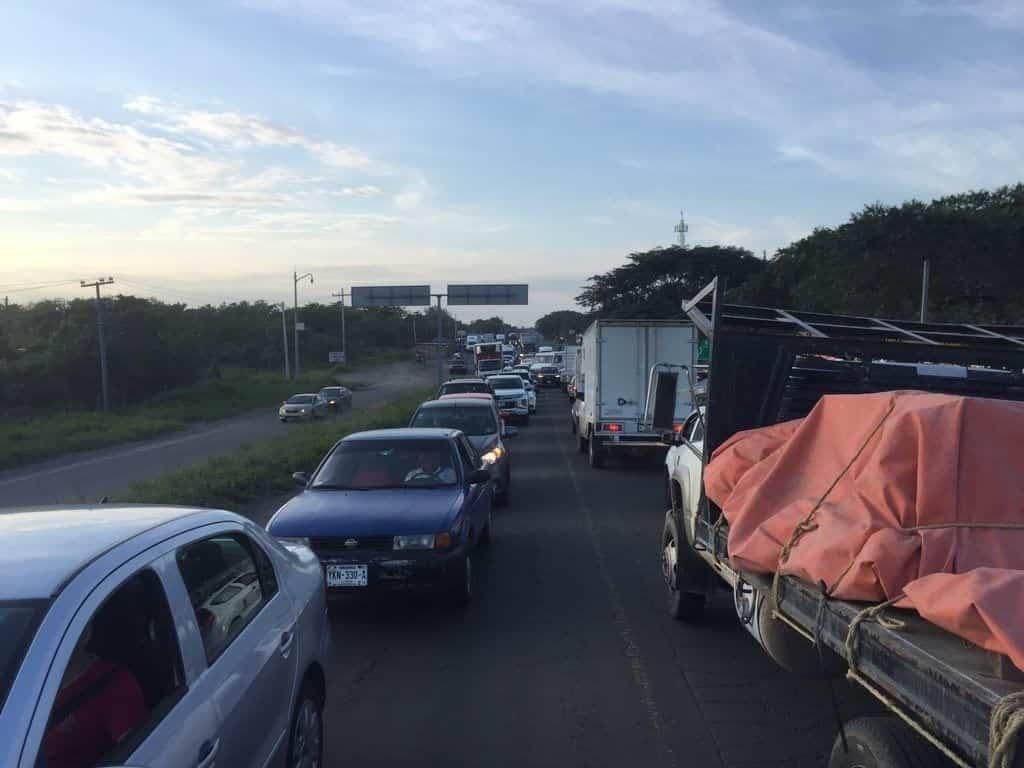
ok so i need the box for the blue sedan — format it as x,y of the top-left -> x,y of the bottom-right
267,428 -> 494,606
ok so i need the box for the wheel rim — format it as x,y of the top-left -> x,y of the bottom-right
291,699 -> 322,768
662,536 -> 677,592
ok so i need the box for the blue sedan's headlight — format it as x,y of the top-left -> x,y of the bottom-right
394,534 -> 435,550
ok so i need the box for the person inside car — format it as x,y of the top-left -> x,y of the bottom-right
404,449 -> 457,484
41,621 -> 147,768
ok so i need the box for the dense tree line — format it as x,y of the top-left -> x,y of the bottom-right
0,297 -> 419,412
732,185 -> 1024,322
574,184 -> 1024,324
534,310 -> 591,341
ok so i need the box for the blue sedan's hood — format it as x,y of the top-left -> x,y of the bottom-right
268,487 -> 463,538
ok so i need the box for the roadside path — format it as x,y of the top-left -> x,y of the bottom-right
0,361 -> 433,507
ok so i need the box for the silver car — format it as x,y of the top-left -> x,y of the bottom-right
0,505 -> 330,768
280,393 -> 328,421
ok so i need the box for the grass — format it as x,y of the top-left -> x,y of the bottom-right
115,389 -> 432,509
0,355 -> 407,470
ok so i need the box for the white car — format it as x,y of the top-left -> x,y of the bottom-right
507,369 -> 537,413
485,374 -> 530,425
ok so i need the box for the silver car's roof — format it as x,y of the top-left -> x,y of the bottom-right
0,505 -> 211,600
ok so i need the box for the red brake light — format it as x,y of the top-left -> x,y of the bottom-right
603,423 -> 622,433
672,422 -> 685,433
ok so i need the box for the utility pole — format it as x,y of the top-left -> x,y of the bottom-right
920,258 -> 931,323
274,302 -> 290,378
433,294 -> 444,388
293,270 -> 314,378
331,290 -> 348,364
81,277 -> 114,411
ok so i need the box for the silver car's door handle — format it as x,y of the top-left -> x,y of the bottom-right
197,738 -> 220,768
279,630 -> 295,657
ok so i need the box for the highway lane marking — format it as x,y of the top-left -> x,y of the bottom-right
556,434 -> 684,768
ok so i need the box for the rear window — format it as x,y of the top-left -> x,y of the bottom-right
489,377 -> 523,390
320,388 -> 343,397
287,395 -> 315,404
0,600 -> 47,714
411,405 -> 498,436
440,382 -> 490,396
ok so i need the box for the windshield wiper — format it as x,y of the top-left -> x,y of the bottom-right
310,483 -> 360,490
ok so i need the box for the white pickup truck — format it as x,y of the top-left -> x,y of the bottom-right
661,277 -> 1024,768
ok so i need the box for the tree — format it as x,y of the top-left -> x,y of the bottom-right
465,316 -> 507,334
733,184 -> 1024,322
535,310 -> 590,341
577,244 -> 765,317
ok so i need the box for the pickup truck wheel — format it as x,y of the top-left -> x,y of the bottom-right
588,433 -> 605,468
662,516 -> 706,621
827,717 -> 945,768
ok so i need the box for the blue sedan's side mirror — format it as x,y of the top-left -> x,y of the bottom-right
469,468 -> 491,484
292,471 -> 309,486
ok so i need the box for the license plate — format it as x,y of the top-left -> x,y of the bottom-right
325,564 -> 368,587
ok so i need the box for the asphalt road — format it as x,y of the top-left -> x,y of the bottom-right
311,384 -> 879,768
0,361 -> 433,507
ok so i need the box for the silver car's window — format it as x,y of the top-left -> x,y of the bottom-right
411,406 -> 498,436
0,600 -> 47,715
489,377 -> 523,390
176,535 -> 268,664
35,569 -> 185,768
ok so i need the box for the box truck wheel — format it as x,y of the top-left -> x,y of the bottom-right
588,431 -> 605,468
827,717 -> 944,768
662,515 -> 706,621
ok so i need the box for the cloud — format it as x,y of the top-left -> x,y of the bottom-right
0,197 -> 43,212
0,101 -> 228,187
340,184 -> 382,197
124,96 -> 372,168
244,0 -> 1024,193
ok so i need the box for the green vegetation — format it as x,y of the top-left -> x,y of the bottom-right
116,389 -> 432,509
0,295 -> 417,413
0,366 -> 353,470
576,184 -> 1024,324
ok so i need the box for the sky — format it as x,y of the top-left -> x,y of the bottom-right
1,0 -> 1022,323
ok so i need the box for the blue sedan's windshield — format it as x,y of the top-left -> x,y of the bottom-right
0,601 -> 47,714
312,439 -> 459,490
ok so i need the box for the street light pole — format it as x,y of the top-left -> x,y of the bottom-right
293,270 -> 314,378
81,277 -> 114,411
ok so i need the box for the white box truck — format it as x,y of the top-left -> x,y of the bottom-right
574,319 -> 697,468
559,344 -> 579,390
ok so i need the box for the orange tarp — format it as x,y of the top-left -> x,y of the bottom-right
704,391 -> 1024,669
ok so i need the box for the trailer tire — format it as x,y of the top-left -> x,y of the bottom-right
588,432 -> 605,468
662,515 -> 706,622
827,717 -> 945,768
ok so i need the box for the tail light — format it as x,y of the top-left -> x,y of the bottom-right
600,422 -> 622,433
672,422 -> 685,433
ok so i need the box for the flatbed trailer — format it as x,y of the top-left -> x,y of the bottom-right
670,278 -> 1024,768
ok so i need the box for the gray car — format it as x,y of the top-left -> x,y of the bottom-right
280,393 -> 328,421
0,505 -> 330,768
409,398 -> 515,506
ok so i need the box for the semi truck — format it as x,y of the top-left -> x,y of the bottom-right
662,277 -> 1024,768
574,319 -> 697,469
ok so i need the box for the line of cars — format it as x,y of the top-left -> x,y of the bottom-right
0,372 -> 547,768
278,385 -> 353,422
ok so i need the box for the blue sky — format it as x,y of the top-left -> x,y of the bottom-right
1,0 -> 1022,322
